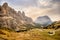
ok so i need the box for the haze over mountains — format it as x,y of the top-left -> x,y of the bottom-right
35,16 -> 52,26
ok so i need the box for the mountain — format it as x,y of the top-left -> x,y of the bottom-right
35,16 -> 52,26
0,3 -> 33,31
46,21 -> 60,29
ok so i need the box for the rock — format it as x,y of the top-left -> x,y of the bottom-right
48,31 -> 55,35
22,11 -> 25,17
0,6 -> 5,16
0,3 -> 33,31
24,16 -> 33,24
2,2 -> 8,7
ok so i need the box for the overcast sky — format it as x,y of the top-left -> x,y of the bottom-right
0,0 -> 60,21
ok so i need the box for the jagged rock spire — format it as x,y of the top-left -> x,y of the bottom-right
2,2 -> 9,15
22,11 -> 25,17
2,2 -> 8,8
18,11 -> 21,13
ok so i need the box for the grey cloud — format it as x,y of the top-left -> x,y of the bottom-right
0,0 -> 59,10
0,0 -> 3,5
39,0 -> 60,9
6,0 -> 38,7
0,0 -> 57,8
52,0 -> 60,3
0,0 -> 38,7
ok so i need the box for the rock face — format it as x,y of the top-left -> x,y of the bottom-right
0,3 -> 33,31
35,16 -> 52,26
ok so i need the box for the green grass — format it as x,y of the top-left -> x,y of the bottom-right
0,28 -> 60,40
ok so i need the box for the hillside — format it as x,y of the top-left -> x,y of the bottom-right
0,27 -> 60,40
44,21 -> 60,29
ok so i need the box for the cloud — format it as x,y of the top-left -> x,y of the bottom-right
4,0 -> 38,7
0,0 -> 3,5
0,0 -> 60,21
0,0 -> 53,8
52,0 -> 60,3
37,0 -> 53,8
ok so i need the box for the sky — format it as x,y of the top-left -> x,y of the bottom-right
0,0 -> 60,21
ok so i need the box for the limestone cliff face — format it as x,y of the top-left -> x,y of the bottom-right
0,3 -> 33,31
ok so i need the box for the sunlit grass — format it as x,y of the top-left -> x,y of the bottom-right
0,28 -> 60,40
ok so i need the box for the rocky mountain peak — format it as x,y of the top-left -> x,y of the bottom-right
0,2 -> 9,16
35,15 -> 52,26
18,11 -> 21,14
0,3 -> 33,31
2,2 -> 8,8
22,11 -> 25,17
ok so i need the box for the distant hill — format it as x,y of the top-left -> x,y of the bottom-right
46,21 -> 60,29
35,16 -> 52,26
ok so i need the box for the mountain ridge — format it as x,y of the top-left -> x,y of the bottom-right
0,3 -> 33,31
35,15 -> 52,26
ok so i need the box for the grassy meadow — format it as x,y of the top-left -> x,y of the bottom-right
0,28 -> 60,40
